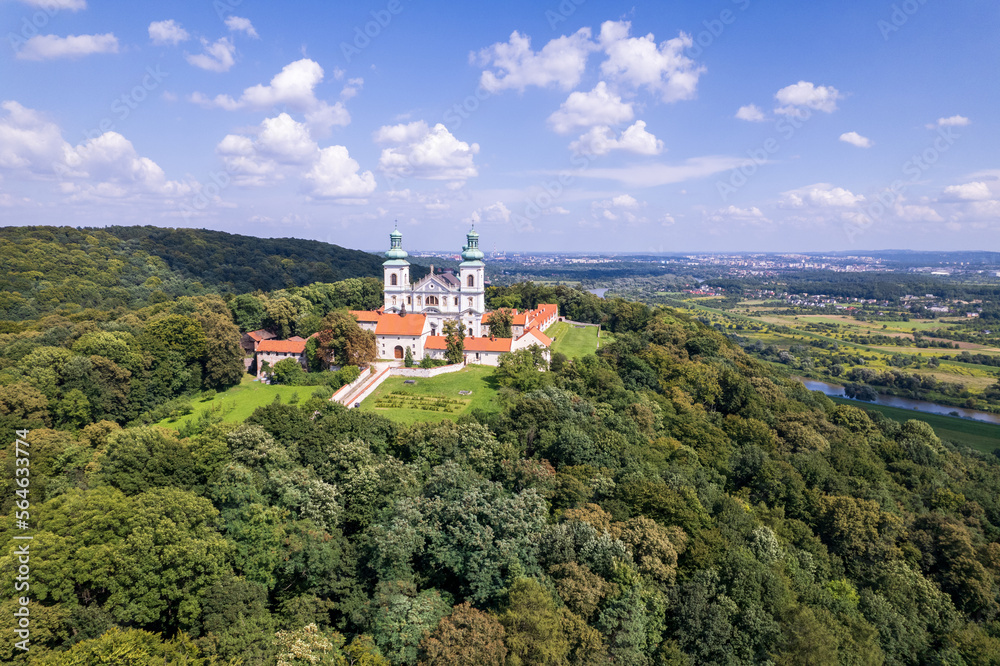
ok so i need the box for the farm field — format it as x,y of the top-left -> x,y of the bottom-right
360,365 -> 499,425
548,321 -> 613,358
829,397 -> 1000,454
680,297 -> 1000,414
158,374 -> 320,430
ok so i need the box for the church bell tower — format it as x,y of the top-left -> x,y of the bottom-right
458,225 -> 485,336
383,226 -> 410,313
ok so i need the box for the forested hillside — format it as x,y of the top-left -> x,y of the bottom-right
0,226 -> 384,320
102,226 -> 386,293
4,294 -> 1000,664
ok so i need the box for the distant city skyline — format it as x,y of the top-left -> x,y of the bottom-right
1,0 -> 998,252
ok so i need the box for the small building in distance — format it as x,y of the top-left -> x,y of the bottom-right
253,334 -> 319,378
241,328 -> 276,355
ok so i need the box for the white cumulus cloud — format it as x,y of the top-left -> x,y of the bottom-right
774,81 -> 842,117
16,33 -> 118,60
839,131 -> 873,148
217,113 -> 375,199
735,104 -> 766,122
191,59 -> 351,134
149,20 -> 189,46
570,120 -> 663,156
782,183 -> 865,208
597,20 -> 705,103
930,115 -> 970,129
943,181 -> 992,201
592,194 -> 645,223
376,121 -> 479,181
305,146 -> 376,198
186,37 -> 236,72
255,113 -> 319,164
472,201 -> 512,225
0,101 -> 189,199
225,16 -> 259,38
709,205 -> 767,223
475,28 -> 595,92
548,81 -> 633,134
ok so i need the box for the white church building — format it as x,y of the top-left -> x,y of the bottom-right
350,226 -> 558,365
382,225 -> 487,337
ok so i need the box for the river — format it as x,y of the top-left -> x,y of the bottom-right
796,378 -> 1000,425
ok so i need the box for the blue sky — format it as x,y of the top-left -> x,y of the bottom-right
1,0 -> 998,253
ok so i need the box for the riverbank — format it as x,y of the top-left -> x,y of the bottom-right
796,378 -> 1000,425
827,397 -> 1000,455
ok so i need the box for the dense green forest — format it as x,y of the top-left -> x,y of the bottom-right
3,231 -> 1000,664
0,226 -> 386,320
4,292 -> 1000,663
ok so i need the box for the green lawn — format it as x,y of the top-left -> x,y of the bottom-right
829,397 -> 1000,454
359,365 -> 499,425
157,375 -> 323,430
549,321 -> 609,358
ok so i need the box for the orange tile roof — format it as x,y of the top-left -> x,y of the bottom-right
256,339 -> 307,354
350,310 -> 382,322
537,303 -> 558,319
425,335 -> 513,352
375,314 -> 427,337
482,309 -> 529,325
522,327 -> 553,346
247,329 -> 275,342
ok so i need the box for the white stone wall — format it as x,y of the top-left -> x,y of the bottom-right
377,333 -> 427,360
256,351 -> 306,377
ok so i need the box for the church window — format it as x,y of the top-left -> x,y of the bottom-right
467,297 -> 473,306
454,297 -> 459,305
467,274 -> 475,287
427,296 -> 439,306
390,273 -> 398,286
408,297 -> 412,304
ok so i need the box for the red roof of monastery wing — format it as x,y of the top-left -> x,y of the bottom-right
247,329 -> 276,342
425,336 -> 512,352
375,314 -> 427,336
349,310 -> 382,322
256,339 -> 307,354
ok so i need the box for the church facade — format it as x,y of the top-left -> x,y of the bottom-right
382,226 -> 486,338
347,226 -> 559,365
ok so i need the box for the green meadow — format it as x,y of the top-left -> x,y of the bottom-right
360,365 -> 499,425
548,321 -> 612,359
158,375 -> 324,430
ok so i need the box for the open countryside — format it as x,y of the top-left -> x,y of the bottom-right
5,0 -> 1000,662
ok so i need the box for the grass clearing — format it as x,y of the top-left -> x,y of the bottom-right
549,321 -> 606,358
360,365 -> 499,425
829,397 -> 1000,454
157,375 -> 320,430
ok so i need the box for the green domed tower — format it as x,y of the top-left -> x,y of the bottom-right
383,226 -> 410,313
459,224 -> 485,335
